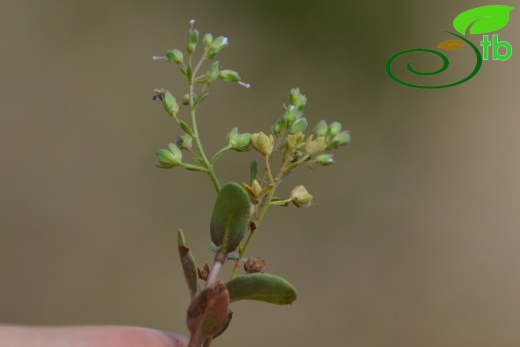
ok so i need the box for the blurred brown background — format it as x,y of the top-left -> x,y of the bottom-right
1,0 -> 520,346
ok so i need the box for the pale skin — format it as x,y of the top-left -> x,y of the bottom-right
0,325 -> 189,347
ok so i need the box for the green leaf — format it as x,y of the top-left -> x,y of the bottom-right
179,120 -> 195,137
226,273 -> 297,305
250,159 -> 258,184
210,182 -> 252,260
453,5 -> 514,35
178,229 -> 199,297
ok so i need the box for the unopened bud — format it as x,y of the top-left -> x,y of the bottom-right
251,179 -> 263,198
233,133 -> 252,152
206,36 -> 229,59
314,120 -> 328,137
218,69 -> 241,83
288,117 -> 308,135
176,134 -> 193,150
272,118 -> 287,137
155,144 -> 183,168
166,49 -> 184,64
203,61 -> 220,85
327,121 -> 342,138
315,153 -> 335,166
305,135 -> 326,156
251,132 -> 274,156
187,29 -> 199,54
326,131 -> 351,149
285,132 -> 305,152
283,105 -> 302,124
226,127 -> 238,144
290,185 -> 313,208
289,88 -> 307,110
154,89 -> 179,117
227,128 -> 252,152
203,33 -> 213,50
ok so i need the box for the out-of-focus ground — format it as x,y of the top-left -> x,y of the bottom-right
1,1 -> 520,346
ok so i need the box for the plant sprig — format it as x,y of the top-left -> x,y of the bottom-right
152,19 -> 350,347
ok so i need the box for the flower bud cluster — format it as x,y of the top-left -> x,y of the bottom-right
314,121 -> 351,149
272,88 -> 309,137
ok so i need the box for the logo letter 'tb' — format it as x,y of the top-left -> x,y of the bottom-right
492,34 -> 512,61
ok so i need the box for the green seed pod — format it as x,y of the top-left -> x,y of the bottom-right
210,183 -> 253,261
166,49 -> 184,64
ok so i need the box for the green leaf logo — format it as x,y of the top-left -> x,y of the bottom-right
453,5 -> 515,35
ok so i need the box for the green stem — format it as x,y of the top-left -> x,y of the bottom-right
210,146 -> 231,165
229,185 -> 277,280
264,155 -> 275,185
181,163 -> 209,172
188,68 -> 221,193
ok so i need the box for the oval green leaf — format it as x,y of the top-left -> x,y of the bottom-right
226,273 -> 297,305
453,5 -> 514,35
210,182 -> 252,258
179,120 -> 195,137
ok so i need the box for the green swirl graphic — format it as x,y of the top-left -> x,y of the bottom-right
385,31 -> 483,89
